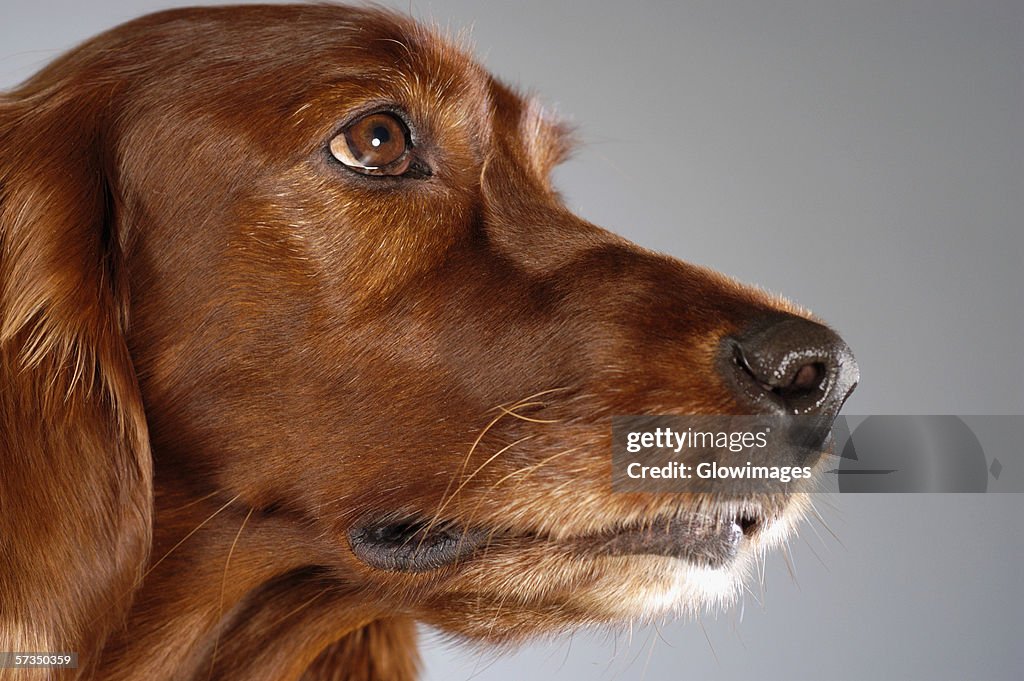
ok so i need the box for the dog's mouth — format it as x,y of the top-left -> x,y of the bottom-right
577,511 -> 761,567
348,519 -> 488,573
348,507 -> 765,573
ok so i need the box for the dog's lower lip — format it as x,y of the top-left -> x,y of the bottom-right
350,509 -> 763,572
574,514 -> 755,568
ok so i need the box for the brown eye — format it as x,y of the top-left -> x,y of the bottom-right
330,112 -> 412,176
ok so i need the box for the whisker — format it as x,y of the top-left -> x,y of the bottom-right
802,507 -> 831,552
742,582 -> 764,609
413,435 -> 535,555
491,447 -> 580,492
800,533 -> 829,570
423,386 -> 568,538
464,447 -> 580,527
94,493 -> 243,631
698,617 -> 720,665
163,489 -> 222,515
495,402 -> 560,424
641,622 -> 659,681
423,403 -> 514,537
434,435 -> 534,530
484,386 -> 572,414
808,502 -> 845,548
207,506 -> 254,680
756,547 -> 767,603
558,631 -> 575,673
780,539 -> 798,585
144,493 -> 242,581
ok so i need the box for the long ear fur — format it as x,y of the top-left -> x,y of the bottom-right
0,65 -> 152,677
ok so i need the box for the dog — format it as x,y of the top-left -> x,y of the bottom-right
0,5 -> 858,680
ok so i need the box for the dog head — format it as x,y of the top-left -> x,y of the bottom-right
0,3 -> 857,666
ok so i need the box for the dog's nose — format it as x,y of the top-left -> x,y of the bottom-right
727,316 -> 859,419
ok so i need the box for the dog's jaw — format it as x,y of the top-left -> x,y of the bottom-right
400,491 -> 814,643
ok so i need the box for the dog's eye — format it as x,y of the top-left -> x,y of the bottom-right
330,112 -> 412,176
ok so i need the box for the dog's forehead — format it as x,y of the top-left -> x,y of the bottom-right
308,8 -> 570,166
90,5 -> 572,171
332,11 -> 496,135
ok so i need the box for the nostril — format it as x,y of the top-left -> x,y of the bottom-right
784,362 -> 826,395
726,316 -> 858,417
733,343 -> 828,405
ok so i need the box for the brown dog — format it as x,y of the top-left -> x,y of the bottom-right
0,5 -> 857,680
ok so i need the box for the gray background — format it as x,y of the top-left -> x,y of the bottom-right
2,1 -> 1021,679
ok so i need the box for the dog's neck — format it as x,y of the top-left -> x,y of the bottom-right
97,493 -> 402,681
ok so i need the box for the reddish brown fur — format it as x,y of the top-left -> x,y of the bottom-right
2,5 -> 817,680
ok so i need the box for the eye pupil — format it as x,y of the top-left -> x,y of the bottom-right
370,125 -> 390,147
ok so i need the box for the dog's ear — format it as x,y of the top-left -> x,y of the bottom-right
0,70 -> 152,667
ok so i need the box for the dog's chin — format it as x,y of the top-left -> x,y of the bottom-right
563,554 -> 750,621
417,537 -> 762,642
523,507 -> 804,623
570,503 -> 806,622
